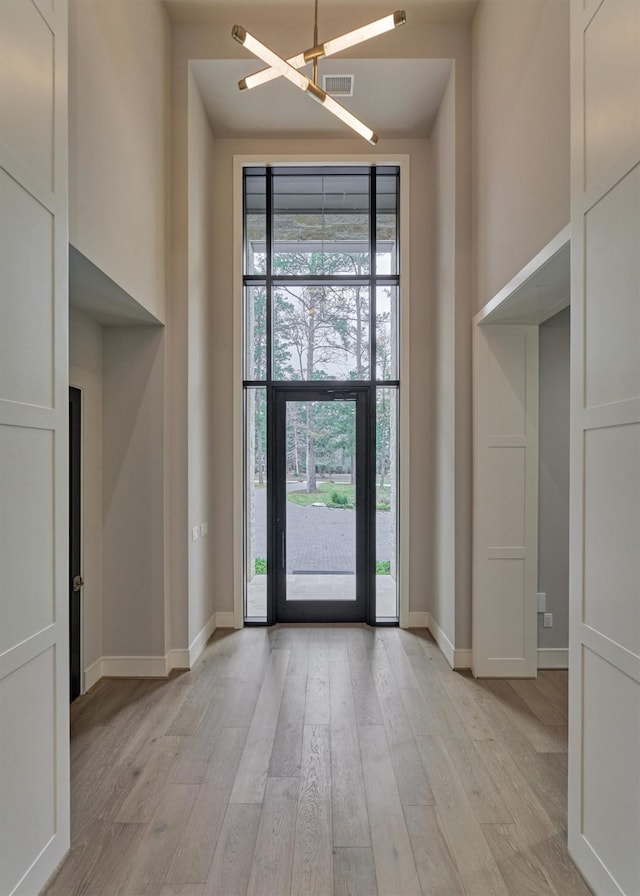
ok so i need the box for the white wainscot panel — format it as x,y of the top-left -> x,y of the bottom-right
0,170 -> 54,408
0,0 -> 54,189
487,330 -> 527,437
585,165 -> 640,410
584,0 -> 640,191
584,423 -> 640,657
583,647 -> 640,896
0,425 -> 54,656
486,558 -> 525,658
0,647 -> 56,896
486,446 -> 526,547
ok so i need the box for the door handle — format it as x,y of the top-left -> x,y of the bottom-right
72,575 -> 84,592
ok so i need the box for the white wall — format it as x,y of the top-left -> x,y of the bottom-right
472,0 -> 570,310
68,0 -> 170,322
69,309 -> 104,677
102,327 -> 166,659
187,72 -> 216,643
170,19 -> 472,631
430,69 -> 457,646
538,306 -> 570,651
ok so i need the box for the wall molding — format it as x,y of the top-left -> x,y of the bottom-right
407,612 -> 472,670
84,657 -> 103,691
83,611 -> 236,688
215,611 -> 236,629
187,613 -> 217,668
537,647 -> 569,669
406,611 -> 430,628
99,655 -> 169,678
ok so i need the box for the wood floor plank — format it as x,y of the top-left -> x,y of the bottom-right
269,671 -> 307,777
435,669 -> 496,742
359,725 -> 421,896
291,724 -> 333,896
473,739 -> 558,844
203,804 -> 261,896
246,776 -> 299,896
507,680 -> 567,727
415,735 -> 510,896
305,645 -> 331,725
42,820 -> 146,896
168,726 -> 249,884
409,654 -> 466,737
347,642 -> 383,726
52,627 -> 586,896
229,649 -> 290,804
440,734 -> 514,825
160,885 -> 205,895
530,835 -> 592,896
333,847 -> 378,896
376,628 -> 420,689
115,735 -> 185,824
480,680 -> 568,754
399,685 -> 441,737
111,783 -> 199,896
330,654 -> 371,847
370,645 -> 435,806
482,823 -> 556,896
404,805 -> 466,896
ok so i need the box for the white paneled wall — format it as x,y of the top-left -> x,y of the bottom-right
569,2 -> 640,894
473,324 -> 539,677
0,1 -> 70,894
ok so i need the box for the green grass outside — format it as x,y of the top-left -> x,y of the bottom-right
254,557 -> 390,575
287,481 -> 391,511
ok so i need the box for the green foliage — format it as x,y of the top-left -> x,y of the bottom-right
254,557 -> 267,575
331,491 -> 349,506
376,560 -> 391,575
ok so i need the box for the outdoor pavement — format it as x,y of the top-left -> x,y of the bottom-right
247,482 -> 398,618
251,483 -> 395,573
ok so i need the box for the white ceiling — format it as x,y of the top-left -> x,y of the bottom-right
164,0 -> 478,27
191,57 -> 453,140
167,0 -> 475,140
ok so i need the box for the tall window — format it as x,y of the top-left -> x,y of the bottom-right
243,166 -> 400,622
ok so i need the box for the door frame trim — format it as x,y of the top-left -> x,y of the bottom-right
232,154 -> 411,629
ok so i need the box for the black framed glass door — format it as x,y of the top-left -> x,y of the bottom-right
272,386 -> 372,623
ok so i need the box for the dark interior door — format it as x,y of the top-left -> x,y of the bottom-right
69,387 -> 82,702
272,387 -> 372,623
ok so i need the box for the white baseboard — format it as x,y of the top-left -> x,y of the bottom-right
100,655 -> 169,678
537,647 -> 569,669
84,657 -> 103,691
187,613 -> 218,668
426,614 -> 472,670
167,648 -> 190,672
215,611 -> 235,629
82,611 -> 232,689
406,611 -> 430,628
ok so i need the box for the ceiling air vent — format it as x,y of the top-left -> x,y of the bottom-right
322,74 -> 354,97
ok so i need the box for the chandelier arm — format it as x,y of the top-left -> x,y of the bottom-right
237,11 -> 406,92
232,25 -> 378,144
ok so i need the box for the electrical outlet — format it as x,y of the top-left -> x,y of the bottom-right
543,613 -> 553,628
191,526 -> 200,542
537,592 -> 546,613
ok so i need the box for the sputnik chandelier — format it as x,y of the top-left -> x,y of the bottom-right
232,1 -> 406,145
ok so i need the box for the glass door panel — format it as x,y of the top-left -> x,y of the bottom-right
274,388 -> 369,623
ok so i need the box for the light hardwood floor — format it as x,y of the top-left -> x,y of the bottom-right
43,627 -> 591,896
